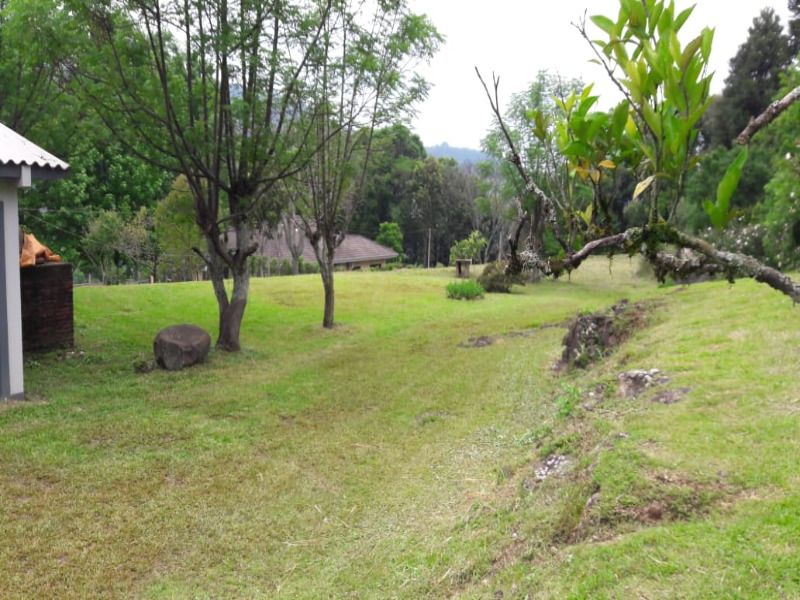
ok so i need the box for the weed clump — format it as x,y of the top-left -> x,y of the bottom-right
446,279 -> 485,300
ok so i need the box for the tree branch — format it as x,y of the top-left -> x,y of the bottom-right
557,224 -> 800,304
475,67 -> 570,264
736,85 -> 800,145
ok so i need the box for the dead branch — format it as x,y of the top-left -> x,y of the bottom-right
475,67 -> 570,266
737,85 -> 800,145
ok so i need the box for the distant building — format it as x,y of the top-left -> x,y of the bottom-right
229,226 -> 399,271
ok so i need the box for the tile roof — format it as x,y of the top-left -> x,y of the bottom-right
0,122 -> 69,175
333,234 -> 399,263
231,228 -> 399,265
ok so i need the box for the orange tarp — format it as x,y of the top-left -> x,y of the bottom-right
20,232 -> 61,268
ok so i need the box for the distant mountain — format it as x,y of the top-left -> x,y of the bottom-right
425,143 -> 488,165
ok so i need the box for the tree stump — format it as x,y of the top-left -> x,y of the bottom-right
455,259 -> 472,278
153,324 -> 211,371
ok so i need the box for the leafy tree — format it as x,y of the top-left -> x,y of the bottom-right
375,222 -> 404,258
472,160 -> 511,261
677,144 -> 773,233
153,176 -> 205,282
396,157 -> 474,266
0,0 -> 79,143
789,0 -> 800,54
351,124 -> 426,239
587,2 -> 714,226
449,231 -> 487,264
82,210 -> 124,284
74,0 -> 341,350
480,71 -> 586,270
748,67 -> 800,270
20,140 -> 172,266
758,155 -> 800,269
118,206 -> 158,281
479,0 -> 800,302
0,0 -> 168,269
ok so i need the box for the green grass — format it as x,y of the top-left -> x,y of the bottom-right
1,258 -> 799,598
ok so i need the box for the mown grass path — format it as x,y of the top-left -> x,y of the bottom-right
1,260 -> 798,598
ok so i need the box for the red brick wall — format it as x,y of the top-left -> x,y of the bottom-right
20,263 -> 74,352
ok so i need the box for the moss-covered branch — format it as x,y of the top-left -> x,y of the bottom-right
555,224 -> 800,304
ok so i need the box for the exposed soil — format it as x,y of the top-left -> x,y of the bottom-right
459,335 -> 496,348
651,387 -> 693,404
459,320 -> 572,349
415,410 -> 451,424
557,299 -> 653,370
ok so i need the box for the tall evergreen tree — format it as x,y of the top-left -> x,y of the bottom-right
704,8 -> 794,148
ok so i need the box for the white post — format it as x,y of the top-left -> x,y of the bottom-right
0,177 -> 25,399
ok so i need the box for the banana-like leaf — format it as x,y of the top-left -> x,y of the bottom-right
703,147 -> 749,229
716,147 -> 749,207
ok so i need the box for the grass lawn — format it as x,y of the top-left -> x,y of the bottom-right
1,258 -> 799,598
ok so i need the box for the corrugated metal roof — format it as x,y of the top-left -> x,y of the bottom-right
0,122 -> 69,173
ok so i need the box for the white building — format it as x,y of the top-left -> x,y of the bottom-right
0,123 -> 69,399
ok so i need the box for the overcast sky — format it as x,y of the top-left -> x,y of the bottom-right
407,0 -> 793,149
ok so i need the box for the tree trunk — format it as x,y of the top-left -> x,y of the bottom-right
218,266 -> 248,350
206,241 -> 250,351
291,256 -> 299,275
321,252 -> 335,329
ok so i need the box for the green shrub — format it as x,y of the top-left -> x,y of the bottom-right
446,279 -> 485,300
477,261 -> 526,293
299,257 -> 320,274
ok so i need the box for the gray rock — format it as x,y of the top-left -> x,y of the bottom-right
618,368 -> 668,398
154,324 -> 211,371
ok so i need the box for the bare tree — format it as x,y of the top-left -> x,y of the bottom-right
293,0 -> 440,328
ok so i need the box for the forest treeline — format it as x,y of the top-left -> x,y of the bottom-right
3,1 -> 800,284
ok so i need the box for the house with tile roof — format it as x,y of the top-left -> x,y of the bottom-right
260,232 -> 399,270
231,225 -> 400,272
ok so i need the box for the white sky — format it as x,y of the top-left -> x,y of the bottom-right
408,0 -> 793,149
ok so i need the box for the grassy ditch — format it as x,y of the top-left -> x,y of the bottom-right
1,258 -> 798,598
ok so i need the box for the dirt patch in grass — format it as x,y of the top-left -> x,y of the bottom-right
567,468 -> 737,544
557,299 -> 656,370
460,335 -> 496,348
0,397 -> 47,413
650,387 -> 692,404
415,410 -> 451,425
459,321 -> 570,349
